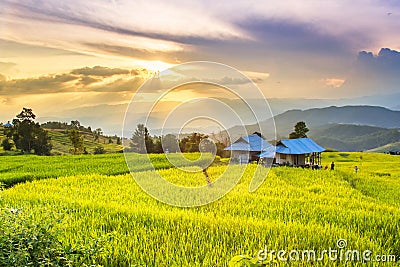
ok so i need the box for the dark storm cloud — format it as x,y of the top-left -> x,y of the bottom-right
357,48 -> 400,75
343,48 -> 400,95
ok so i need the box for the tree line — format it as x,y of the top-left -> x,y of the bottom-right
2,109 -> 308,156
1,108 -> 122,155
127,124 -> 229,157
1,108 -> 229,156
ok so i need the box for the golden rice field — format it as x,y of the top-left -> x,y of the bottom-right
0,152 -> 399,266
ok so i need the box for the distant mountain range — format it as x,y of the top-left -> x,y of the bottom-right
273,105 -> 400,134
226,105 -> 400,152
267,93 -> 400,116
310,124 -> 400,152
31,92 -> 400,136
34,102 -> 400,152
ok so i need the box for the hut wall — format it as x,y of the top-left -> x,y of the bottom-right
231,150 -> 250,164
276,153 -> 306,166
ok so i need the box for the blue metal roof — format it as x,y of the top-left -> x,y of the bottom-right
258,146 -> 276,158
224,133 -> 274,152
224,142 -> 251,151
275,138 -> 325,155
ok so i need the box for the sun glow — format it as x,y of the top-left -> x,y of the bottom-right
136,60 -> 175,72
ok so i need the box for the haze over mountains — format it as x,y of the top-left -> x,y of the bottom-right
267,93 -> 400,116
35,92 -> 400,136
273,105 -> 400,133
27,103 -> 400,152
31,91 -> 400,152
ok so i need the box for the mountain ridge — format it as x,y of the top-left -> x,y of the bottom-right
226,105 -> 400,151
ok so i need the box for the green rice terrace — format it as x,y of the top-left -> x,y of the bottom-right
0,152 -> 399,266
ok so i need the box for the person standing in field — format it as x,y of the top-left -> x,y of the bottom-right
330,162 -> 335,170
354,166 -> 359,173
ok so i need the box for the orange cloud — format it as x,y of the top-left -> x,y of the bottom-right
0,66 -> 149,95
323,78 -> 345,88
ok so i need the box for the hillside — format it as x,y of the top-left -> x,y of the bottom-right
47,129 -> 123,154
368,141 -> 400,152
309,124 -> 400,151
0,125 -> 123,155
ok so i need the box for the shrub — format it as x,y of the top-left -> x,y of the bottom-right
0,208 -> 71,266
1,138 -> 13,151
94,146 -> 106,154
0,208 -> 112,266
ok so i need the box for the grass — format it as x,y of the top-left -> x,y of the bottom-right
47,129 -> 124,155
0,152 -> 216,188
0,152 -> 399,266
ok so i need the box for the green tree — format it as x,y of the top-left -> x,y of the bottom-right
9,108 -> 37,152
152,136 -> 163,153
289,121 -> 309,139
8,108 -> 52,155
215,141 -> 229,157
145,132 -> 154,153
1,138 -> 13,151
69,129 -> 85,154
179,133 -> 208,152
32,129 -> 52,155
162,134 -> 179,152
130,124 -> 153,153
94,145 -> 106,154
93,128 -> 102,142
199,138 -> 216,154
70,120 -> 81,129
209,131 -> 230,157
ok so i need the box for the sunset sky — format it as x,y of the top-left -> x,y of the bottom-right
1,1 -> 399,134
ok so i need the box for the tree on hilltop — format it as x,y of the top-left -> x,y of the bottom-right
289,121 -> 309,139
93,128 -> 103,142
130,124 -> 151,153
7,108 -> 52,155
69,129 -> 85,154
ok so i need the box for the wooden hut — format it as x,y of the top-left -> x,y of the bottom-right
224,133 -> 275,164
270,138 -> 325,167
